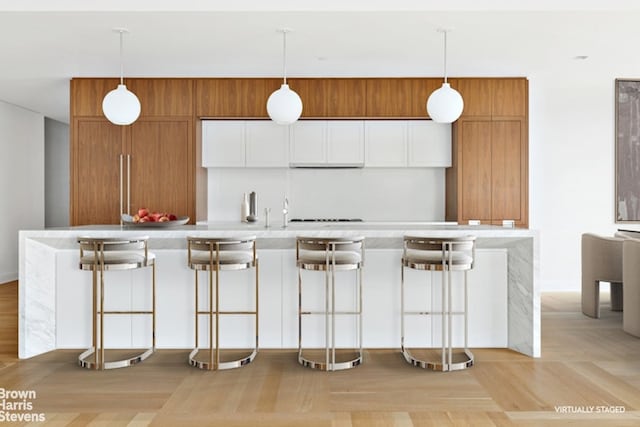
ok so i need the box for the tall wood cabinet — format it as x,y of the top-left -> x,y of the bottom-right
70,78 -> 194,225
446,78 -> 528,227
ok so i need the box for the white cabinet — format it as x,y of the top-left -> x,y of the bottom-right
289,121 -> 326,165
202,121 -> 245,167
202,120 -> 450,169
290,121 -> 364,166
407,121 -> 452,167
365,120 -> 452,168
245,122 -> 289,167
365,121 -> 407,167
202,120 -> 289,167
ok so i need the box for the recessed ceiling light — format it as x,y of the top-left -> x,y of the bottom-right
574,55 -> 589,60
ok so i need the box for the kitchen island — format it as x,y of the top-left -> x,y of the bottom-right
19,222 -> 538,359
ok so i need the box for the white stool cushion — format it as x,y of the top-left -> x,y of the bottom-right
298,250 -> 362,265
190,251 -> 255,266
80,251 -> 155,266
403,249 -> 472,266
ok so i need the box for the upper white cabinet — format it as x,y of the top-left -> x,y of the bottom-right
202,119 -> 450,169
407,121 -> 452,167
202,120 -> 245,167
290,121 -> 365,166
365,120 -> 451,168
202,120 -> 289,167
365,121 -> 407,167
245,122 -> 289,167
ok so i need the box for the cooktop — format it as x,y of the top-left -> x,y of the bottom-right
290,218 -> 363,222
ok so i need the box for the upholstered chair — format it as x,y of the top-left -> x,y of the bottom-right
581,233 -> 623,318
622,238 -> 640,337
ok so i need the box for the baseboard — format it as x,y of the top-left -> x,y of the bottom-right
0,272 -> 18,285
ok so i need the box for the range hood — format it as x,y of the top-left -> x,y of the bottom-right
289,163 -> 364,169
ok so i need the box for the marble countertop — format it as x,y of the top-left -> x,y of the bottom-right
26,221 -> 536,237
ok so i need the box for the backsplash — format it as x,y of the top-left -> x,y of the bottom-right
207,167 -> 445,222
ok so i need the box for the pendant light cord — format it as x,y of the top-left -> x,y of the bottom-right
119,30 -> 124,85
443,30 -> 448,84
282,30 -> 288,85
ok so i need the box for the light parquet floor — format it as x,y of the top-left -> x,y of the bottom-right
1,286 -> 640,426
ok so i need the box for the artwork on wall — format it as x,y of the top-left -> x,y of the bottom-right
616,79 -> 640,222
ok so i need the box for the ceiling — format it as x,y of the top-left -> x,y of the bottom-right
2,1 -> 640,123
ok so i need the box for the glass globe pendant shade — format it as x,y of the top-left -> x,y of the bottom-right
267,84 -> 303,125
426,83 -> 464,123
102,84 -> 141,125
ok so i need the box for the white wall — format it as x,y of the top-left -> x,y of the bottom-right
207,167 -> 445,223
530,68 -> 624,291
0,100 -> 44,283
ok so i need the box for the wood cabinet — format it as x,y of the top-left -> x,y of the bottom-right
457,78 -> 527,118
365,78 -> 414,117
71,118 -> 195,225
289,78 -> 367,117
447,78 -> 528,227
72,78 -> 193,118
71,118 -> 193,225
71,119 -> 124,225
70,78 -> 195,225
448,117 -> 527,227
196,78 -> 281,118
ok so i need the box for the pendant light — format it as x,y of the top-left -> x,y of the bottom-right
102,28 -> 141,126
267,28 -> 303,125
427,28 -> 464,123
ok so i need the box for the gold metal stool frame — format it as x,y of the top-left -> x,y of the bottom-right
297,236 -> 364,371
77,236 -> 156,370
401,235 -> 475,372
187,236 -> 258,370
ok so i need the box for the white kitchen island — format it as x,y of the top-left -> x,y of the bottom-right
19,222 -> 539,359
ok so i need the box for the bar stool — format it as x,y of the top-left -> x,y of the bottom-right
77,236 -> 155,370
401,235 -> 476,371
187,236 -> 258,370
297,236 -> 364,371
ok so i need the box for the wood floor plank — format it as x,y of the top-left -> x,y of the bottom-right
0,290 -> 639,426
0,281 -> 18,357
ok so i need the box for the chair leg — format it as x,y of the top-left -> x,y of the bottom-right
610,282 -> 623,312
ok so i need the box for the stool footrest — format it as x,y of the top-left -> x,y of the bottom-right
298,349 -> 363,371
78,347 -> 154,370
401,347 -> 474,372
196,310 -> 257,315
189,348 -> 257,371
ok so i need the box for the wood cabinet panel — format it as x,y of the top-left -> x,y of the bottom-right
326,79 -> 366,117
72,119 -> 124,225
127,119 -> 192,218
412,78 -> 448,118
492,78 -> 527,117
71,78 -> 120,117
459,120 -> 493,222
491,120 -> 526,225
196,78 -> 280,118
365,78 -> 414,117
289,78 -> 367,117
288,78 -> 326,117
457,79 -> 493,117
127,79 -> 193,117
